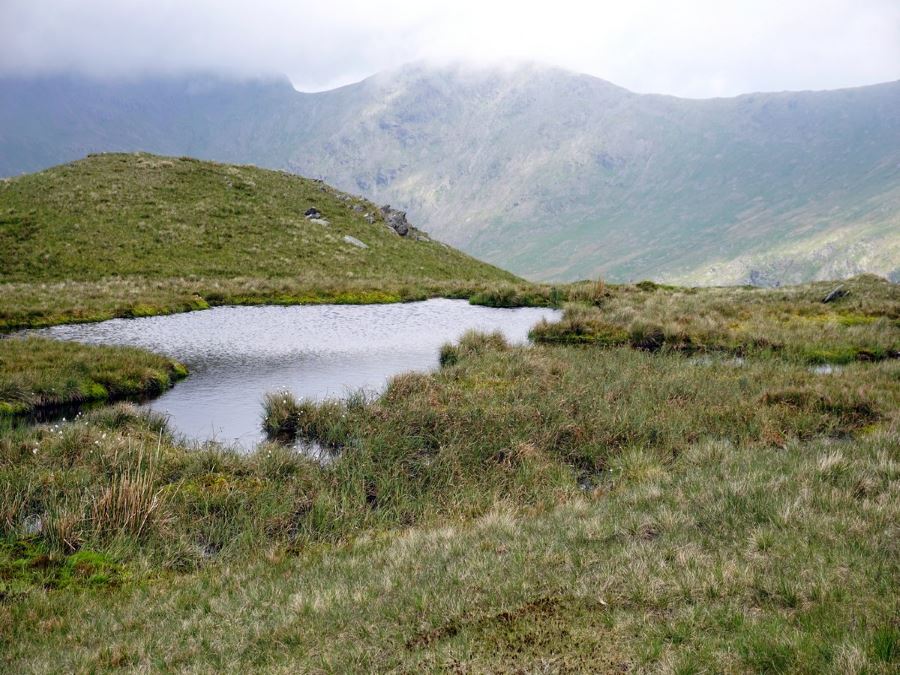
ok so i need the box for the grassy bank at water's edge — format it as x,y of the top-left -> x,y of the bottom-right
0,276 -> 561,331
0,264 -> 897,669
1,334 -> 898,670
0,152 -> 529,329
531,274 -> 899,364
0,337 -> 186,416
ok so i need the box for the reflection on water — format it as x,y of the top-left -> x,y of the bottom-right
36,300 -> 559,448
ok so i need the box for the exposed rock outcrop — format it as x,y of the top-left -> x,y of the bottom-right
822,286 -> 849,303
380,205 -> 410,236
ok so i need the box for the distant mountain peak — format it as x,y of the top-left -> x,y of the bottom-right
1,69 -> 897,284
363,59 -> 628,93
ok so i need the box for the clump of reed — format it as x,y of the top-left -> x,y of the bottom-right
1,422 -> 171,555
89,441 -> 168,543
468,284 -> 564,308
529,304 -> 630,345
261,390 -> 351,448
1,404 -> 328,576
439,330 -> 510,367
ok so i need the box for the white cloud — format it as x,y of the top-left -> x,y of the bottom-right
1,0 -> 898,97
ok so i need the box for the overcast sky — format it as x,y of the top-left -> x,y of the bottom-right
1,0 -> 898,98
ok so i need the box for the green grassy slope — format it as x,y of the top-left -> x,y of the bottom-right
0,152 -> 516,284
0,153 -> 527,329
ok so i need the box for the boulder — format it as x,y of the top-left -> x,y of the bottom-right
380,204 -> 410,236
343,235 -> 368,249
822,286 -> 849,303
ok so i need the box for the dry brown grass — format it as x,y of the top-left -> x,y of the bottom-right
89,441 -> 169,542
532,274 -> 900,362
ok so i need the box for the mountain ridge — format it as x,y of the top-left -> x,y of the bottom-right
2,63 -> 898,284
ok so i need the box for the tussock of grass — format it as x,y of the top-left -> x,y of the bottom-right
529,305 -> 630,345
468,285 -> 563,308
261,391 -> 350,449
760,386 -> 879,427
532,274 -> 899,363
0,405 -> 329,569
89,444 -> 168,544
0,337 -> 187,416
438,330 -> 509,366
0,274 -> 898,670
2,426 -> 897,671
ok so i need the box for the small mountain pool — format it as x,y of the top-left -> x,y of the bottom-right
35,299 -> 559,448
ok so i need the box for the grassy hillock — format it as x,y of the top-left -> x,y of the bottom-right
1,278 -> 898,670
0,337 -> 186,416
0,153 -> 522,329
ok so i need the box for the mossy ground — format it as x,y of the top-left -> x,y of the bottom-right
1,540 -> 121,597
1,273 -> 898,670
0,337 -> 186,416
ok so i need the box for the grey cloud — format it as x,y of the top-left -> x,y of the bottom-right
1,0 -> 898,96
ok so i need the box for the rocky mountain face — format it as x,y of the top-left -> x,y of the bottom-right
2,64 -> 898,284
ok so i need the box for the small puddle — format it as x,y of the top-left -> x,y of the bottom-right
33,299 -> 560,449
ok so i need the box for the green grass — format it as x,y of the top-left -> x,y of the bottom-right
1,540 -> 122,596
0,337 -> 186,416
0,290 -> 897,669
1,412 -> 897,671
0,153 -> 528,329
531,274 -> 900,364
0,214 -> 898,674
0,153 -> 517,285
0,275 -> 553,331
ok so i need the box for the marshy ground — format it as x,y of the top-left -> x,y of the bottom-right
1,275 -> 898,671
0,337 -> 186,416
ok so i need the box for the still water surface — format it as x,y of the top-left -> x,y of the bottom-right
37,300 -> 559,448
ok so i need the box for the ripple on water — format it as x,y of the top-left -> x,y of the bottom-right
34,299 -> 560,449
